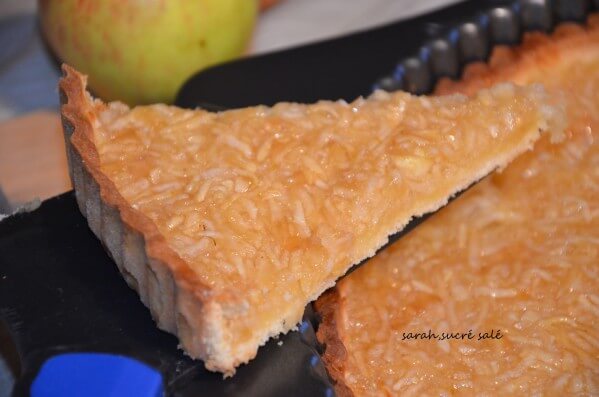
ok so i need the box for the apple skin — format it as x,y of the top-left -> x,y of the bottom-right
39,0 -> 257,104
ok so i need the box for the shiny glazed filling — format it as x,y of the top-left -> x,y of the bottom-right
91,83 -> 559,346
328,52 -> 599,396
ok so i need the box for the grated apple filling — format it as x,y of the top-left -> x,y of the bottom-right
322,41 -> 599,397
91,83 -> 562,352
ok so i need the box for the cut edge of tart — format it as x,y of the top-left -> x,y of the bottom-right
315,16 -> 599,396
60,64 -> 563,376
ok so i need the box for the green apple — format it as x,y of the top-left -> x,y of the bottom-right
39,0 -> 257,104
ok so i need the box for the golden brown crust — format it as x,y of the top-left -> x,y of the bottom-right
435,17 -> 599,95
59,65 -> 239,375
315,14 -> 599,395
59,65 -> 211,296
314,290 -> 354,397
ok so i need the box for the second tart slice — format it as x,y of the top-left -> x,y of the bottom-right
60,65 -> 564,375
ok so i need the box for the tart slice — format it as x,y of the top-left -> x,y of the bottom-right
59,65 -> 563,375
316,19 -> 599,396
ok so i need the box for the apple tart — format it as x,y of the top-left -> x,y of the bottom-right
316,18 -> 599,396
59,63 -> 563,375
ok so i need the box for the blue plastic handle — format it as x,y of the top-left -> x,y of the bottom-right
31,353 -> 163,397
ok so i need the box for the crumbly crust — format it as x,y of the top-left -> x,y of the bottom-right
59,65 -> 238,375
315,15 -> 599,396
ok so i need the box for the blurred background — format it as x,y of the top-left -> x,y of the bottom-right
0,0 -> 457,217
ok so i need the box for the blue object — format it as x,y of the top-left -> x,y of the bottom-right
30,353 -> 163,397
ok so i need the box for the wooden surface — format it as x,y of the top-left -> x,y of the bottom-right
0,111 -> 70,207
